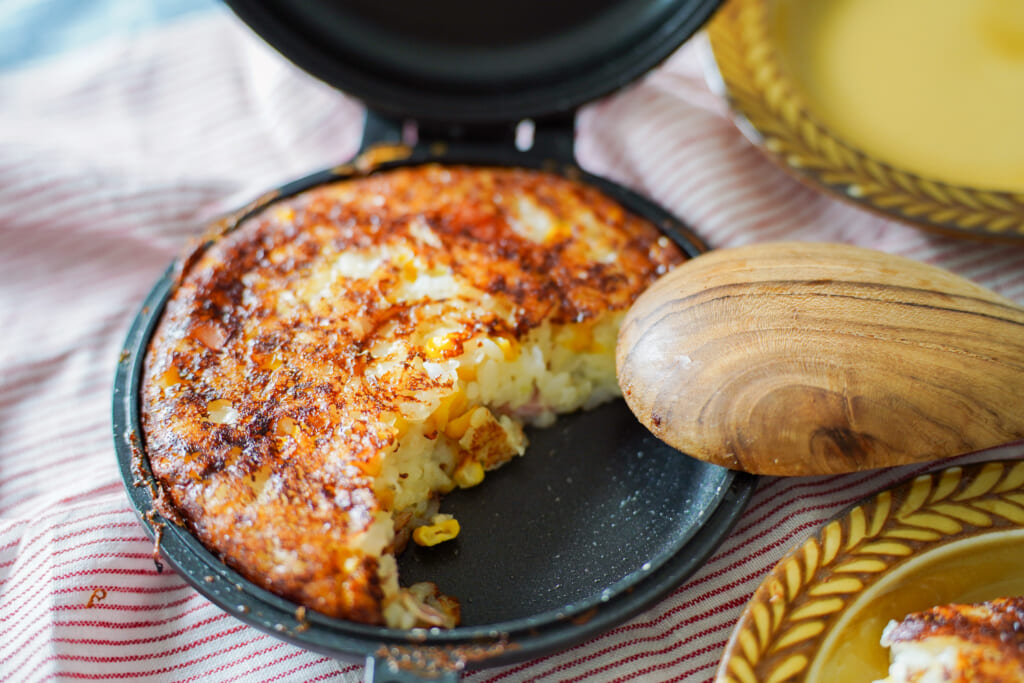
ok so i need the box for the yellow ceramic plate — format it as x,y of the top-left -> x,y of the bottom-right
705,0 -> 1024,241
716,459 -> 1024,683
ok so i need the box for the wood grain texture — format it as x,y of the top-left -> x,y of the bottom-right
616,242 -> 1024,475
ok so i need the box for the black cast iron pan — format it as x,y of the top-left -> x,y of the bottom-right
113,123 -> 756,682
114,1 -> 756,679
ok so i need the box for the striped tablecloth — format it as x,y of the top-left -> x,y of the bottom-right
2,8 -> 1022,682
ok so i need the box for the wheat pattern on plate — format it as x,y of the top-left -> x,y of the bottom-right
718,460 -> 1024,683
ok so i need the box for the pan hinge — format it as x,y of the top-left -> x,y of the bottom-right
359,110 -> 576,162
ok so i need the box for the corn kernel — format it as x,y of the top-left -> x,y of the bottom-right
424,334 -> 459,360
565,323 -> 594,352
158,366 -> 183,389
493,336 -> 519,361
376,488 -> 394,510
400,261 -> 420,282
276,416 -> 298,436
412,516 -> 460,547
206,399 -> 238,425
449,392 -> 467,416
431,402 -> 450,431
258,352 -> 284,371
444,406 -> 482,440
548,219 -> 572,242
432,392 -> 465,430
456,363 -> 477,381
353,453 -> 383,478
454,459 -> 484,489
391,415 -> 409,439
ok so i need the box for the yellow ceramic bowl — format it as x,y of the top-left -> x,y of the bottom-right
715,459 -> 1024,683
706,0 -> 1024,241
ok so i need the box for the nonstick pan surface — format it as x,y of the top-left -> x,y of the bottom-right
113,145 -> 756,681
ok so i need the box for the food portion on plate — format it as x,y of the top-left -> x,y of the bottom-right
141,164 -> 684,629
715,459 -> 1024,683
876,596 -> 1024,683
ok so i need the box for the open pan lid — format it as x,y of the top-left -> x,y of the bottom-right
224,0 -> 723,126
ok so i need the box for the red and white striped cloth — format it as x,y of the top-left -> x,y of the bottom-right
1,9 -> 1022,682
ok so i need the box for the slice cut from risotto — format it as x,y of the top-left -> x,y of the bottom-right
875,596 -> 1024,683
142,165 -> 684,628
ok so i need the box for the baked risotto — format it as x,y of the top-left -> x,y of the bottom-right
142,165 -> 684,628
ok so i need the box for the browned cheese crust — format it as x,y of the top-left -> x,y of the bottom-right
884,596 -> 1024,682
141,165 -> 683,625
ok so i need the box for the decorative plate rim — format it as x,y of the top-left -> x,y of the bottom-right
715,458 -> 1024,683
704,0 -> 1024,242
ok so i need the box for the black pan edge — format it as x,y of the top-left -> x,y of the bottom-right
112,150 -> 754,671
222,0 -> 725,126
